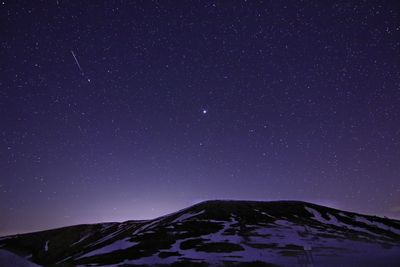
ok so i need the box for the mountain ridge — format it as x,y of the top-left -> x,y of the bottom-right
2,200 -> 397,238
1,200 -> 400,266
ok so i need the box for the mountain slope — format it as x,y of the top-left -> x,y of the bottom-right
1,200 -> 400,266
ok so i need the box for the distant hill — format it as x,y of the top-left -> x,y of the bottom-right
1,200 -> 400,266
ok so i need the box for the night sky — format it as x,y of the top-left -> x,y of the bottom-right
1,1 -> 400,236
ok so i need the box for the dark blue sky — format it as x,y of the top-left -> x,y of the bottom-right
1,0 -> 399,235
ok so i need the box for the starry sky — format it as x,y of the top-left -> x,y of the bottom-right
1,1 -> 400,236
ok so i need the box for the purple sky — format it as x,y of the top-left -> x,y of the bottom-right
1,1 -> 399,236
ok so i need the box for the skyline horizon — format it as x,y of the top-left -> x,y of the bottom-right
2,196 -> 399,237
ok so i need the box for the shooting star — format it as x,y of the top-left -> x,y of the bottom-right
71,50 -> 83,73
71,50 -> 91,82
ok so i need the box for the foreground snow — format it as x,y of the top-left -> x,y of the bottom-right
0,249 -> 40,267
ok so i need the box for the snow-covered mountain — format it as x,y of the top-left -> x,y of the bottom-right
1,200 -> 400,266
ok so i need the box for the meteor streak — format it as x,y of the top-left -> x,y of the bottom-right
71,50 -> 83,73
71,50 -> 91,82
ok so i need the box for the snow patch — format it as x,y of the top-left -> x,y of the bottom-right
354,216 -> 400,235
0,249 -> 40,267
305,207 -> 387,237
71,233 -> 91,246
79,238 -> 138,258
87,223 -> 138,248
171,210 -> 205,223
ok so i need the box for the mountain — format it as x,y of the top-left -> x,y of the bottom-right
1,200 -> 400,266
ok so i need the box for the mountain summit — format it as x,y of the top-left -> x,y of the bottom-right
1,200 -> 400,266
